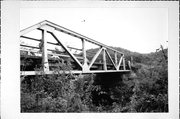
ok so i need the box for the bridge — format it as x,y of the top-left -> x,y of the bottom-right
20,20 -> 131,75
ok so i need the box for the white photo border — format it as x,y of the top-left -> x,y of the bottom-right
1,1 -> 179,119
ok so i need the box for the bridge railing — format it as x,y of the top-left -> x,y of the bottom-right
20,20 -> 131,75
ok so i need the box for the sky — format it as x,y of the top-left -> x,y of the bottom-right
20,8 -> 168,53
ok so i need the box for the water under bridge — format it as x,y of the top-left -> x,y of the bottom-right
20,20 -> 131,76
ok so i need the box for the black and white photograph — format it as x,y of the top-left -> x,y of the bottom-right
1,1 -> 179,119
20,7 -> 169,113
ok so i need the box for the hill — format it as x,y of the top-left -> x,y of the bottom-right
86,46 -> 167,65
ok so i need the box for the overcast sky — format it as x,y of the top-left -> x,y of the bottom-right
20,8 -> 168,53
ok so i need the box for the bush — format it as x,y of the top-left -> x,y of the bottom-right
128,50 -> 168,112
21,60 -> 95,112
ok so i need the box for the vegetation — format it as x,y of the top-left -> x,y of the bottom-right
21,46 -> 168,112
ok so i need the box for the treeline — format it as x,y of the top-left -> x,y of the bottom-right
21,47 -> 168,112
111,47 -> 168,112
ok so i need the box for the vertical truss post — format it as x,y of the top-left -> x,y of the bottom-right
103,48 -> 107,70
123,58 -> 126,70
117,55 -> 123,70
82,39 -> 87,65
42,29 -> 49,72
105,50 -> 116,69
115,51 -> 117,69
128,61 -> 131,70
82,39 -> 89,72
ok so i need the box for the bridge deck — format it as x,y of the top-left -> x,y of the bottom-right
20,70 -> 130,76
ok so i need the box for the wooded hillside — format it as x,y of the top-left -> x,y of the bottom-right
21,46 -> 168,112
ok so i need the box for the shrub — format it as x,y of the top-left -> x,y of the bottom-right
21,59 -> 96,112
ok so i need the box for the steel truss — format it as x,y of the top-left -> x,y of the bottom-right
20,20 -> 131,75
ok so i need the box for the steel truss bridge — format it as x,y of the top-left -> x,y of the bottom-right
20,20 -> 131,75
